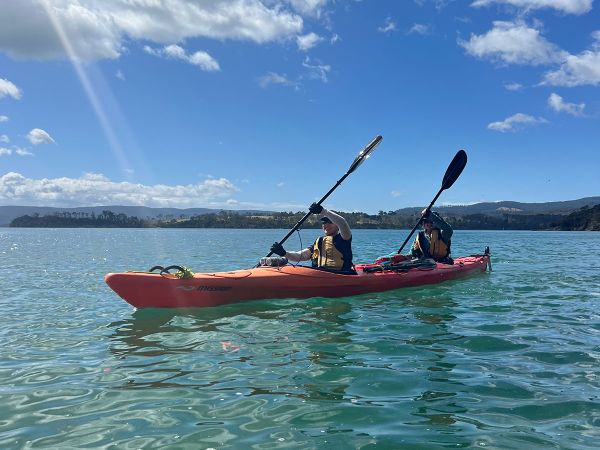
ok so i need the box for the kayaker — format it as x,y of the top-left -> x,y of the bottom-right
270,203 -> 354,273
410,208 -> 454,264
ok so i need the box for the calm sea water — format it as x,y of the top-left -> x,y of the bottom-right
1,228 -> 599,449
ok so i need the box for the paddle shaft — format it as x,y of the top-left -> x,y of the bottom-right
397,149 -> 468,254
396,189 -> 443,254
266,135 -> 382,257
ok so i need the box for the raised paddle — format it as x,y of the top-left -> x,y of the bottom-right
397,149 -> 467,254
265,135 -> 383,258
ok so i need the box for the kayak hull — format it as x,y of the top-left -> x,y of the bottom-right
105,255 -> 490,309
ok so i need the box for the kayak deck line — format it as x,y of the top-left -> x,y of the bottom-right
105,252 -> 491,309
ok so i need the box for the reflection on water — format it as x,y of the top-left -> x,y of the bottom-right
2,229 -> 599,449
104,292 -> 479,444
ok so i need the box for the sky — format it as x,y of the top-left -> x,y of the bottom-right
0,0 -> 599,214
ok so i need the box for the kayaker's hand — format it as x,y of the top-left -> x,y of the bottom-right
271,242 -> 286,257
309,203 -> 323,215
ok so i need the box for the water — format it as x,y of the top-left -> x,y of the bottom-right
1,228 -> 599,449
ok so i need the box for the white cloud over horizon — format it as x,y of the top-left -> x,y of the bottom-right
487,112 -> 548,132
0,0 -> 307,61
0,115 -> 9,122
0,172 -> 240,208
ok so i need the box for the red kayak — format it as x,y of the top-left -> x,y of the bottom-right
105,253 -> 490,309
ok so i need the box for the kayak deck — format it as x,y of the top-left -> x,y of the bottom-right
105,254 -> 490,309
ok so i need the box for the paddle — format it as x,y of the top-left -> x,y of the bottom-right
397,149 -> 467,253
265,135 -> 383,258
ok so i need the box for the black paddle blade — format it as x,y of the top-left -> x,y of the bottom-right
348,135 -> 383,173
441,149 -> 467,190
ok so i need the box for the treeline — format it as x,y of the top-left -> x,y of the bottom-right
10,210 -> 150,228
163,211 -> 418,229
549,204 -> 600,231
9,205 -> 600,230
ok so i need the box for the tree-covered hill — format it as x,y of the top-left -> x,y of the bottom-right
550,204 -> 600,231
9,205 -> 600,230
3,197 -> 599,226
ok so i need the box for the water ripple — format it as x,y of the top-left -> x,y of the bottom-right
1,229 -> 599,449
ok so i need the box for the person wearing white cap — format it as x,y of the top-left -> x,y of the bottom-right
270,203 -> 354,273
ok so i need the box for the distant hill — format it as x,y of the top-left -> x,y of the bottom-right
0,205 -> 270,226
394,197 -> 600,217
2,197 -> 599,227
550,204 -> 600,231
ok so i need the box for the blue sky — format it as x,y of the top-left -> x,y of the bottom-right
0,0 -> 599,214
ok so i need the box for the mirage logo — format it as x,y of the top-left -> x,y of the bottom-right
197,286 -> 232,292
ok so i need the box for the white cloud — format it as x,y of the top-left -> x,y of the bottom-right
258,72 -> 297,88
378,17 -> 397,34
116,69 -> 125,80
0,78 -> 22,99
408,24 -> 432,35
302,56 -> 331,82
487,113 -> 548,132
0,134 -> 9,143
460,20 -> 566,65
286,0 -> 329,17
391,190 -> 402,198
0,1 -> 123,60
0,0 -> 305,61
0,146 -> 33,157
541,48 -> 600,86
0,172 -> 240,207
144,44 -> 220,71
27,128 -> 55,145
0,115 -> 9,122
548,92 -> 585,115
504,82 -> 524,90
15,148 -> 34,156
471,0 -> 592,15
296,32 -> 323,51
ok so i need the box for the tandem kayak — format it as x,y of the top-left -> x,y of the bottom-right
105,253 -> 491,309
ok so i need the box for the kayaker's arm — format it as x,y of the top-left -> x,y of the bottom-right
429,211 -> 453,242
320,208 -> 352,240
271,242 -> 312,262
285,248 -> 312,262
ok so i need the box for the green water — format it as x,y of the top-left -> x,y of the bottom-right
1,229 -> 599,449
